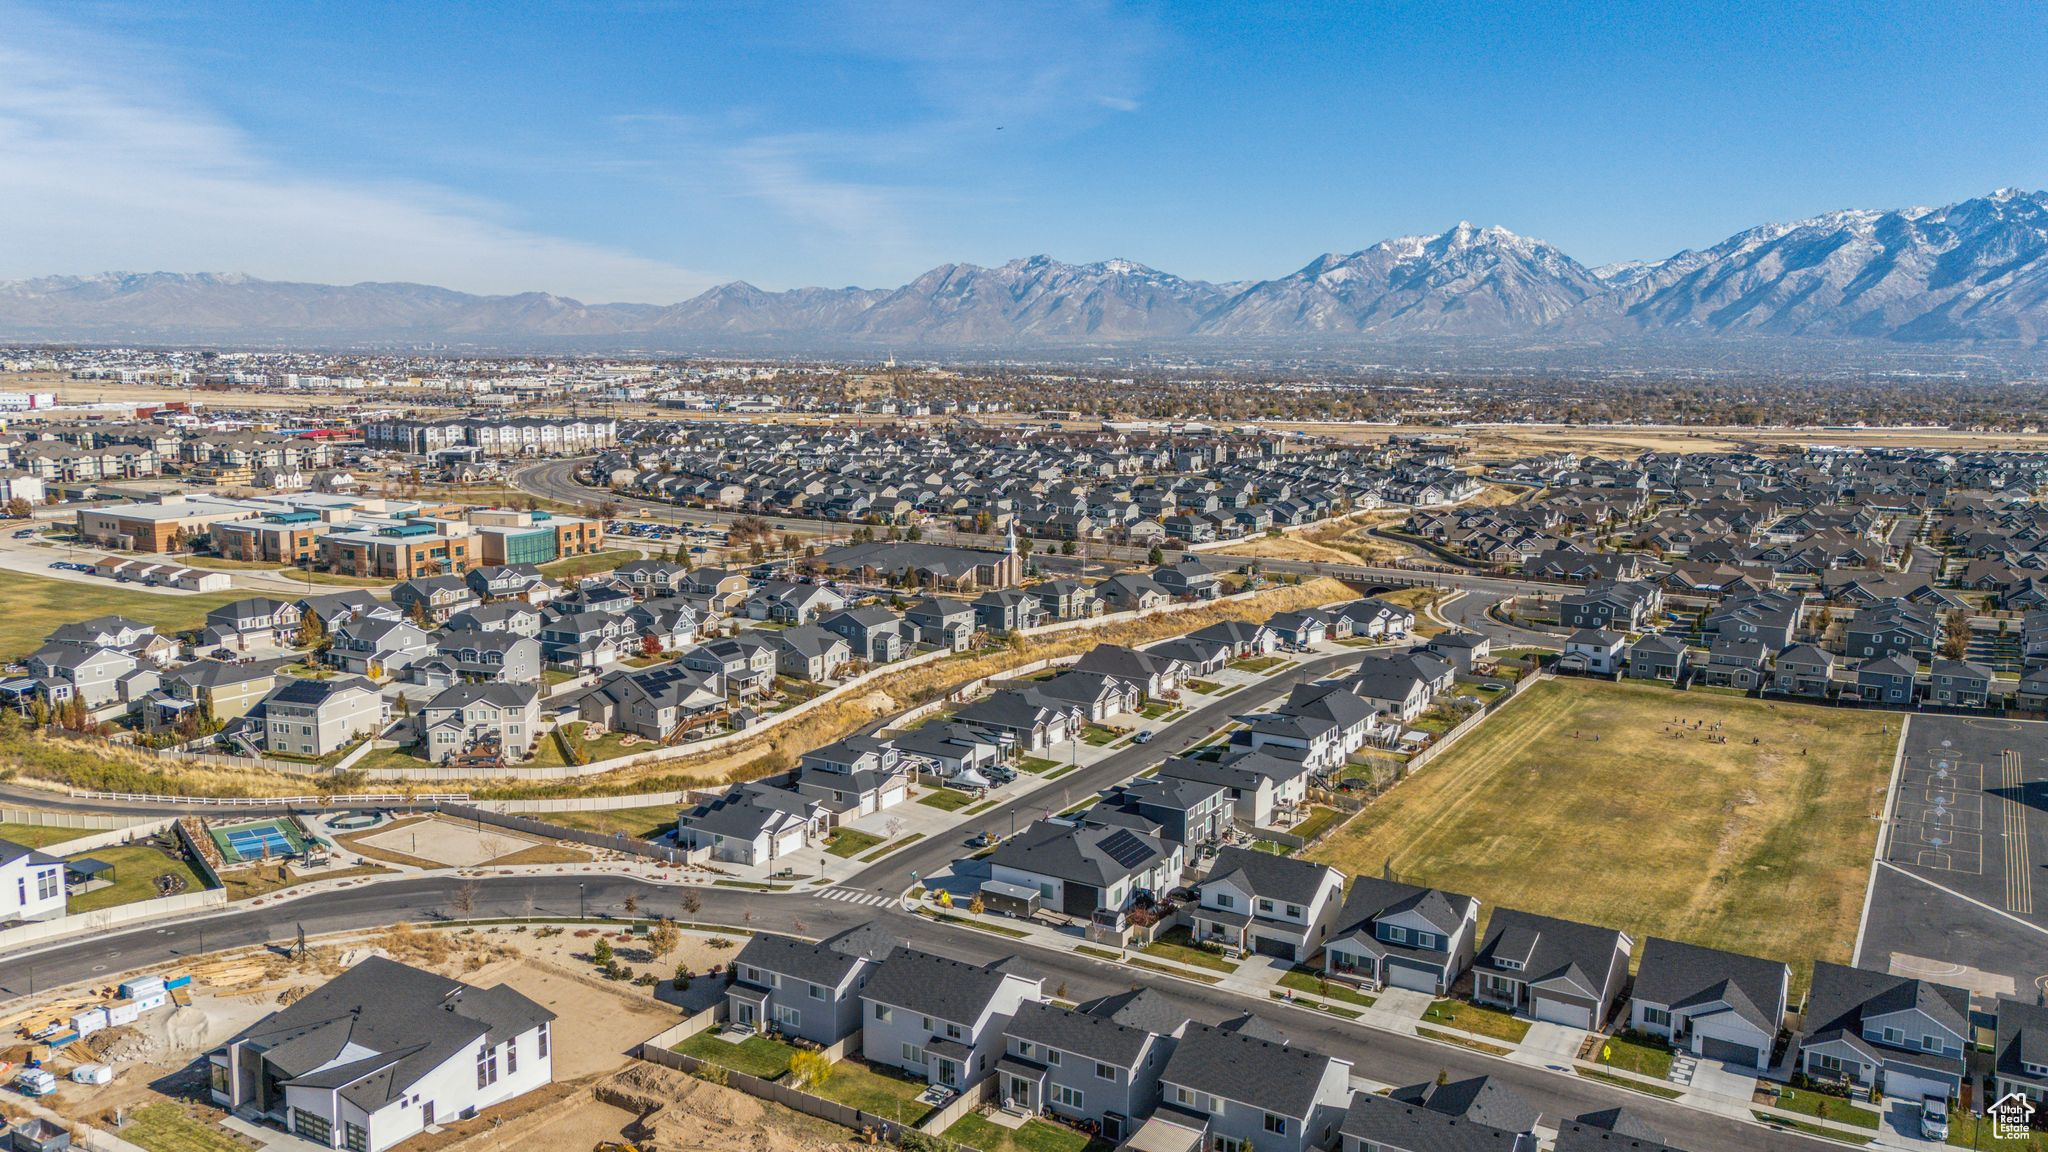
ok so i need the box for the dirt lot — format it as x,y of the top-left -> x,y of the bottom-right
18,920 -> 748,1149
342,815 -> 592,868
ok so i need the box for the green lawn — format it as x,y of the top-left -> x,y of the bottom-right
1309,678 -> 1900,984
0,821 -> 94,848
1139,701 -> 1179,719
67,843 -> 210,913
1016,756 -> 1061,773
917,788 -> 976,811
0,573 -> 244,660
825,829 -> 886,857
1288,806 -> 1344,843
676,1031 -> 798,1079
1945,1112 -> 2042,1147
1081,724 -> 1121,746
946,1113 -> 1097,1152
119,1102 -> 245,1152
1230,655 -> 1288,673
531,721 -> 648,767
1184,679 -> 1223,694
1142,927 -> 1239,973
1279,967 -> 1376,1007
810,1059 -> 934,1125
1767,1087 -> 1882,1130
1422,999 -> 1531,1043
539,550 -> 639,580
1596,1033 -> 1675,1078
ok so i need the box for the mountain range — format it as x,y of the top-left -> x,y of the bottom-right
7,188 -> 2048,350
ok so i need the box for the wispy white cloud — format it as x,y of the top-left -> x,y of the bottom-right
0,8 -> 716,302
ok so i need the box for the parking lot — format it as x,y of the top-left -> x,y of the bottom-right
1858,714 -> 2048,1002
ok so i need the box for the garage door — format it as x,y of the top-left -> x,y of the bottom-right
1700,1036 -> 1762,1067
1882,1069 -> 1953,1105
1533,999 -> 1592,1029
1254,935 -> 1297,960
1386,961 -> 1442,994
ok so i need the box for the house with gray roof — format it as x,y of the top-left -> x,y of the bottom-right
860,947 -> 1043,1090
1345,1076 -> 1541,1152
1323,876 -> 1479,995
984,819 -> 1184,920
772,624 -> 852,682
675,783 -> 826,866
1472,908 -> 1632,1030
1993,998 -> 2048,1110
1797,961 -> 1970,1103
1156,750 -> 1314,829
1625,633 -> 1690,683
260,676 -> 384,757
328,616 -> 435,677
893,722 -> 1005,779
416,683 -> 541,765
997,997 -> 1178,1141
1189,846 -> 1345,963
1157,1018 -> 1352,1152
726,923 -> 898,1046
1626,938 -> 1789,1070
207,956 -> 554,1152
1856,653 -> 1920,706
905,596 -> 976,651
1100,776 -> 1234,849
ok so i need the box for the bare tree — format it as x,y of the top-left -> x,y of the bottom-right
451,879 -> 479,921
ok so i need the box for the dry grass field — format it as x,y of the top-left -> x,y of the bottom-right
1308,678 -> 1900,982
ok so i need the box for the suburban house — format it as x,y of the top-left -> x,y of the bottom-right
580,663 -> 725,740
416,683 -> 542,765
1627,938 -> 1790,1070
1928,658 -> 1993,708
1156,1019 -> 1352,1152
0,838 -> 67,923
327,616 -> 435,677
260,677 -> 384,758
1856,654 -> 1920,706
1242,713 -> 1344,774
952,688 -> 1084,754
861,947 -> 1044,1090
162,660 -> 278,721
1096,573 -> 1170,613
1424,631 -> 1490,672
207,956 -> 554,1152
1797,961 -> 1970,1104
1560,581 -> 1662,632
1343,1074 -> 1540,1147
1625,633 -> 1690,682
1323,876 -> 1479,995
674,785 -> 826,866
1471,907 -> 1633,1030
1697,636 -> 1770,691
1154,557 -> 1224,600
893,722 -> 1006,780
1100,777 -> 1235,849
418,632 -> 543,687
790,736 -> 909,817
1273,682 -> 1381,760
203,596 -> 303,651
1074,645 -> 1190,700
1034,579 -> 1100,621
997,998 -> 1177,1142
1560,629 -> 1626,676
1267,610 -> 1333,648
1340,663 -> 1435,722
1156,751 -> 1314,830
973,589 -> 1046,636
1992,999 -> 2048,1109
748,581 -> 846,625
985,820 -> 1184,918
905,597 -> 977,652
772,625 -> 853,682
1189,847 -> 1346,962
1026,670 -> 1141,724
1772,644 -> 1836,698
1333,598 -> 1414,640
725,923 -> 898,1045
820,607 -> 908,664
391,576 -> 477,623
1844,600 -> 1937,661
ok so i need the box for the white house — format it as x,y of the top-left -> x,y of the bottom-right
208,957 -> 554,1152
0,839 -> 66,923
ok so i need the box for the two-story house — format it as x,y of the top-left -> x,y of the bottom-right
1189,847 -> 1345,963
260,676 -> 385,758
1993,999 -> 2048,1110
861,947 -> 1043,1091
725,923 -> 898,1045
416,683 -> 542,764
1797,961 -> 1970,1104
998,998 -> 1177,1142
1156,1018 -> 1351,1152
1322,876 -> 1479,995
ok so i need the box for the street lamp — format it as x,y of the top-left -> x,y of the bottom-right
578,882 -> 586,920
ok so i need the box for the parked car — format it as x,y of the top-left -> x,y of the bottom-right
1132,730 -> 1154,744
11,528 -> 34,538
1921,1098 -> 1948,1141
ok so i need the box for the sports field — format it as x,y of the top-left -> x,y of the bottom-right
1308,678 -> 1900,978
0,573 -> 242,660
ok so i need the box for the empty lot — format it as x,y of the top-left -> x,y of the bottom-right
1309,678 -> 1900,980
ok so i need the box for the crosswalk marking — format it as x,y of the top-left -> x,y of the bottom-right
819,888 -> 897,908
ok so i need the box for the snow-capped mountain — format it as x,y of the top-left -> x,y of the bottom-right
5,190 -> 2048,348
1197,223 -> 1603,337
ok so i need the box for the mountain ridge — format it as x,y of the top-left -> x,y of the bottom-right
7,189 -> 2048,348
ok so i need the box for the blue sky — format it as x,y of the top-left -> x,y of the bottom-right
3,1 -> 2045,301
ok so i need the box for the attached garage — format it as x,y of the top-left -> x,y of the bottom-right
1699,1036 -> 1764,1067
1385,958 -> 1445,994
1254,934 -> 1299,960
1881,1067 -> 1957,1106
1533,998 -> 1593,1030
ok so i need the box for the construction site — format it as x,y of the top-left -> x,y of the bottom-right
0,919 -> 871,1152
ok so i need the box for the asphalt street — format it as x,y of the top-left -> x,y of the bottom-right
0,877 -> 1834,1152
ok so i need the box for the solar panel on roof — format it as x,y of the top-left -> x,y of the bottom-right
1098,828 -> 1153,869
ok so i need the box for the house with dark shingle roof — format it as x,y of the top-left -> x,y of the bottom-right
1626,938 -> 1789,1070
997,997 -> 1179,1139
1796,961 -> 1970,1102
1157,1018 -> 1352,1152
1471,908 -> 1632,1030
207,956 -> 555,1152
984,819 -> 1183,918
1993,998 -> 2048,1109
1188,846 -> 1345,963
727,923 -> 899,1046
860,947 -> 1043,1090
1340,1089 -> 1535,1152
1323,876 -> 1479,995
